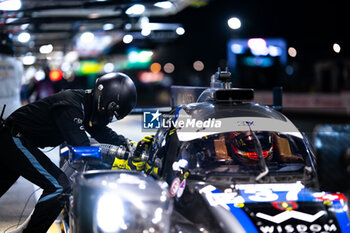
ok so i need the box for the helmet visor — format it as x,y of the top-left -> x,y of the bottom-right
105,102 -> 118,122
107,102 -> 125,121
113,110 -> 124,120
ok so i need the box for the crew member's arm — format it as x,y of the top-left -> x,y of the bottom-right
52,106 -> 90,146
86,124 -> 128,147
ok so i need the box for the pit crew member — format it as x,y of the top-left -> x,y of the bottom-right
0,72 -> 137,233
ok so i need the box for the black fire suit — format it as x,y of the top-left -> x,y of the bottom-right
0,89 -> 128,233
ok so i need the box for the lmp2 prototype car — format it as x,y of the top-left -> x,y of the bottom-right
145,68 -> 350,233
59,68 -> 350,233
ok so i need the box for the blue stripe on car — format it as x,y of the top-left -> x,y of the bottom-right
226,203 -> 259,233
209,188 -> 259,233
12,137 -> 63,203
333,200 -> 350,232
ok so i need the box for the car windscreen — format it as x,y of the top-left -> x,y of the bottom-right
175,131 -> 308,176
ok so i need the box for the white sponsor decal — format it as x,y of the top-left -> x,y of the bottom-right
177,179 -> 186,198
169,178 -> 180,197
256,210 -> 326,224
260,224 -> 337,233
200,182 -> 305,204
240,182 -> 304,202
247,189 -> 279,202
199,185 -> 245,210
177,116 -> 303,141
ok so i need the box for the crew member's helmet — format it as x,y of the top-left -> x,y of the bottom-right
0,33 -> 14,56
230,131 -> 273,165
92,72 -> 137,124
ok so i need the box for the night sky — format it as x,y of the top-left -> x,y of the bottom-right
171,0 -> 349,56
148,0 -> 349,91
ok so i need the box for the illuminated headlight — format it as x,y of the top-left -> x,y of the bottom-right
96,193 -> 126,232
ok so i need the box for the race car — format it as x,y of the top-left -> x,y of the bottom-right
144,68 -> 350,233
58,68 -> 350,233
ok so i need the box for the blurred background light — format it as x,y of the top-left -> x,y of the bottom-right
128,51 -> 139,63
75,34 -> 112,56
139,51 -> 153,62
49,69 -> 63,81
88,13 -> 100,19
124,23 -> 132,30
34,69 -> 45,81
126,4 -> 145,15
243,57 -> 273,67
123,34 -> 133,44
247,38 -> 268,56
61,62 -> 71,72
164,62 -> 175,73
227,17 -> 241,30
193,60 -> 204,71
140,16 -> 149,26
103,23 -> 114,31
103,63 -> 115,73
20,24 -> 29,30
17,32 -> 31,43
126,50 -> 153,69
39,44 -> 53,54
285,65 -> 294,76
231,43 -> 244,54
140,17 -> 151,36
76,60 -> 103,75
176,27 -> 185,35
22,55 -> 36,65
154,1 -> 173,9
150,62 -> 162,73
268,45 -> 282,57
139,71 -> 164,83
64,51 -> 79,63
80,32 -> 95,43
0,0 -> 21,10
141,27 -> 151,36
288,47 -> 297,57
333,43 -> 341,53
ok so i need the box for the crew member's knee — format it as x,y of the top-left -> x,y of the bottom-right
39,173 -> 71,204
58,172 -> 72,196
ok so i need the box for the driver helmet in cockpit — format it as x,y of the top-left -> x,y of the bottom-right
229,131 -> 273,166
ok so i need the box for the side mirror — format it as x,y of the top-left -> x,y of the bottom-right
313,124 -> 350,192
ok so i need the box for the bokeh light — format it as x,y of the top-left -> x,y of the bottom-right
123,34 -> 133,44
176,27 -> 185,35
228,17 -> 241,30
18,32 -> 31,43
164,63 -> 175,73
193,60 -> 204,71
288,47 -> 297,57
150,62 -> 162,73
49,69 -> 63,81
333,43 -> 341,53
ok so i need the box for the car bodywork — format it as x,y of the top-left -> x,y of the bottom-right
58,71 -> 350,233
149,86 -> 350,233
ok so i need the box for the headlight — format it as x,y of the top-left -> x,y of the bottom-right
89,171 -> 172,233
96,193 -> 126,232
